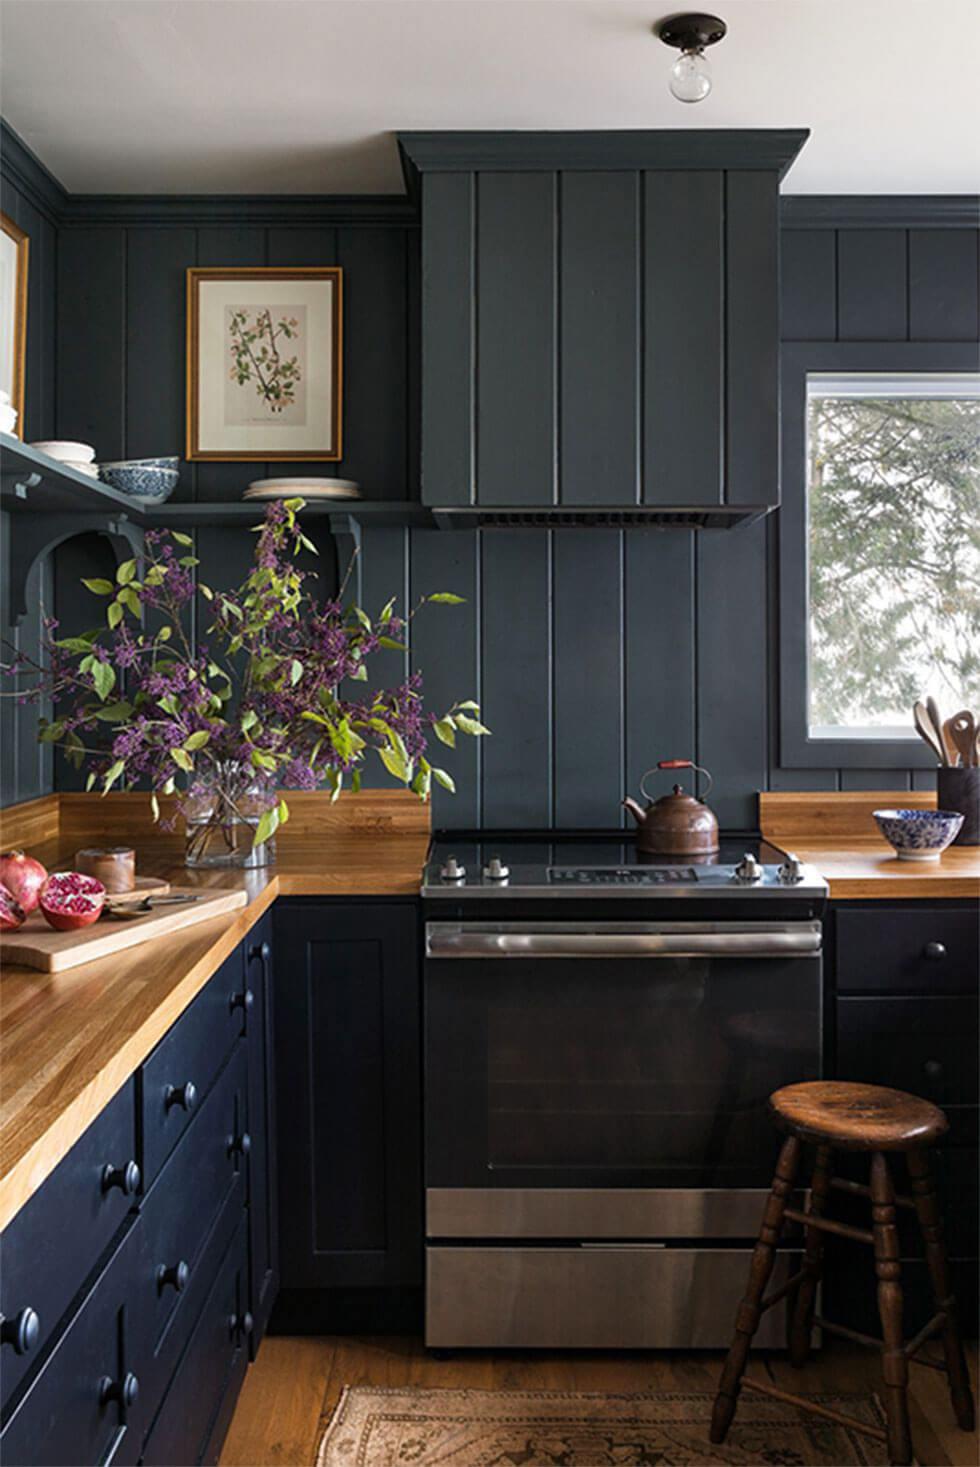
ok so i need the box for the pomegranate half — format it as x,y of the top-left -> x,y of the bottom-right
39,872 -> 106,931
0,850 -> 48,915
0,881 -> 26,931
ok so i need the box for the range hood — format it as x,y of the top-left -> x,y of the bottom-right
401,129 -> 809,528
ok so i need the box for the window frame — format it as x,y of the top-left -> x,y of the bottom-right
778,340 -> 980,769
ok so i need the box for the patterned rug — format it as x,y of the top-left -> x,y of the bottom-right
317,1387 -> 890,1466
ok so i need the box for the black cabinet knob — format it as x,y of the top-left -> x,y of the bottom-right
923,1059 -> 943,1079
164,1080 -> 197,1113
101,1160 -> 140,1196
99,1371 -> 139,1410
923,941 -> 947,961
1,1307 -> 40,1355
156,1259 -> 189,1294
228,1131 -> 251,1158
251,940 -> 271,963
229,1310 -> 254,1341
230,988 -> 255,1014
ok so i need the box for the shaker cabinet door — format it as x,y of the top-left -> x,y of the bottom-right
244,912 -> 279,1347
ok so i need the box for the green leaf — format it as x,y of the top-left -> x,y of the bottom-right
157,625 -> 172,641
251,749 -> 277,772
83,577 -> 115,596
432,767 -> 456,793
178,556 -> 200,568
199,583 -> 214,601
119,587 -> 141,616
377,636 -> 407,651
38,719 -> 65,743
116,559 -> 137,585
454,700 -> 481,712
102,759 -> 126,792
85,771 -> 97,792
183,730 -> 210,751
158,694 -> 179,716
253,806 -> 280,849
150,793 -> 160,823
379,596 -> 396,624
454,713 -> 491,736
428,592 -> 466,604
349,663 -> 368,681
170,747 -> 194,773
93,700 -> 133,722
143,564 -> 167,586
277,798 -> 290,825
433,718 -> 456,748
171,531 -> 194,547
240,709 -> 259,734
353,605 -> 372,631
107,600 -> 123,629
350,770 -> 362,795
91,659 -> 116,701
377,744 -> 410,783
290,658 -> 303,685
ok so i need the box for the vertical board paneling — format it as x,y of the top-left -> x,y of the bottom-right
623,531 -> 696,815
560,173 -> 638,505
356,526 -> 410,790
410,527 -> 480,827
908,229 -> 980,340
477,173 -> 556,505
56,228 -> 126,458
333,229 -> 408,498
644,171 -> 723,506
726,172 -> 780,505
421,174 -> 473,507
125,228 -> 195,487
839,769 -> 912,791
781,230 -> 837,340
194,227 -> 267,500
552,529 -> 622,824
480,531 -> 552,826
837,229 -> 908,340
697,520 -> 768,828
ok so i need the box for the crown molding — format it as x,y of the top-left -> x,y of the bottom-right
57,194 -> 418,229
0,121 -> 69,222
781,195 -> 980,229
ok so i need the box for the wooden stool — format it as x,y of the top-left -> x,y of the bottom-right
710,1081 -> 975,1466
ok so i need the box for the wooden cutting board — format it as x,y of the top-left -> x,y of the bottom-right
1,887 -> 247,972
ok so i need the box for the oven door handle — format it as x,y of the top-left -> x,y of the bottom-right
426,926 -> 822,958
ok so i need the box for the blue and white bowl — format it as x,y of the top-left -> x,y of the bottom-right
99,463 -> 178,503
873,808 -> 965,860
100,456 -> 178,472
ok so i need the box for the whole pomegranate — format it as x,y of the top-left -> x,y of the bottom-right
39,872 -> 106,931
0,850 -> 48,915
0,881 -> 26,931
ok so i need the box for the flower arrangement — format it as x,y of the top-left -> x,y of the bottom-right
2,499 -> 488,865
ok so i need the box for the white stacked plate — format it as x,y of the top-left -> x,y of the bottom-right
243,477 -> 360,502
31,439 -> 97,465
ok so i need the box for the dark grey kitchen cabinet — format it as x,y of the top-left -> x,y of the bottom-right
244,913 -> 278,1350
274,900 -> 422,1297
403,130 -> 807,514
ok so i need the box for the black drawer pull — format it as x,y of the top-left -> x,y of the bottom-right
228,1131 -> 251,1158
923,1059 -> 944,1079
230,988 -> 255,1014
248,941 -> 271,963
1,1307 -> 40,1355
156,1259 -> 189,1294
923,941 -> 947,961
228,1310 -> 254,1341
101,1160 -> 140,1196
164,1080 -> 197,1113
99,1371 -> 139,1410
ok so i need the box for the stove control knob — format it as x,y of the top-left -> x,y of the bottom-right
484,857 -> 510,882
778,853 -> 805,885
439,856 -> 466,883
734,853 -> 764,884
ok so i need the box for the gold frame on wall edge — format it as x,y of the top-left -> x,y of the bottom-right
1,212 -> 29,438
185,266 -> 343,462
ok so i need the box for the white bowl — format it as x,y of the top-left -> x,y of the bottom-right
0,406 -> 17,434
31,439 -> 96,464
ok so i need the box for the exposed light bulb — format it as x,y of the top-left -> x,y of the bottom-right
668,48 -> 712,103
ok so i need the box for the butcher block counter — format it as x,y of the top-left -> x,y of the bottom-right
760,791 -> 980,900
0,791 -> 430,1232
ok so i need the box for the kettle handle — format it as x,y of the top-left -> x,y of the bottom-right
639,760 -> 713,803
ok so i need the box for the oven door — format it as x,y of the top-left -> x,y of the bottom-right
424,920 -> 822,1197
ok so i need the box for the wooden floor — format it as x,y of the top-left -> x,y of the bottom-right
221,1335 -> 979,1467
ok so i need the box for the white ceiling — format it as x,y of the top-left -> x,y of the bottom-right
2,0 -> 979,196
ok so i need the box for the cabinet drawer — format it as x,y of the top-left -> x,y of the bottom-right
141,951 -> 247,1186
836,996 -> 979,1107
140,1216 -> 249,1467
836,907 -> 979,994
1,1079 -> 138,1410
1,1220 -> 142,1467
134,1046 -> 247,1413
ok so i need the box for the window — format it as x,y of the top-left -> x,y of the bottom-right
805,372 -> 980,741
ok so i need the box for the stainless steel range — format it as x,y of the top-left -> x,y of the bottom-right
421,833 -> 828,1350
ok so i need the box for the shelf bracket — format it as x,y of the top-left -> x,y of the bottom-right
5,514 -> 144,626
1,469 -> 43,502
328,512 -> 362,604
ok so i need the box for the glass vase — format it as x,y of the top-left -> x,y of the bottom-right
182,764 -> 277,870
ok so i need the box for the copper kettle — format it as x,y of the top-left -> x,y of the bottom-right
623,760 -> 720,856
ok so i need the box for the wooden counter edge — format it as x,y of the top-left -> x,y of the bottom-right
0,879 -> 278,1234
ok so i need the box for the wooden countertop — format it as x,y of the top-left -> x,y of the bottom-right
760,791 -> 980,900
0,791 -> 430,1232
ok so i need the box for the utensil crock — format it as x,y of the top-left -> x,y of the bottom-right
937,767 -> 980,845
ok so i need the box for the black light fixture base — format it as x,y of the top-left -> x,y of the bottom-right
655,12 -> 727,50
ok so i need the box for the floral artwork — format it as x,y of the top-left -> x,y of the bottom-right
188,268 -> 341,460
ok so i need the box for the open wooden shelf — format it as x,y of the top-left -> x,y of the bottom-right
0,434 -> 147,519
146,499 -> 433,528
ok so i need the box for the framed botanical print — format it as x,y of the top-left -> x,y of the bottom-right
0,212 -> 29,437
186,266 -> 342,461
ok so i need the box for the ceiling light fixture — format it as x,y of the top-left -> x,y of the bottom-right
655,12 -> 727,104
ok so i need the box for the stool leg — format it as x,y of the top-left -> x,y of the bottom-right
871,1152 -> 913,1466
788,1143 -> 832,1367
710,1134 -> 801,1445
906,1148 -> 976,1431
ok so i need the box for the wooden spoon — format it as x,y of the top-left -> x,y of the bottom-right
948,710 -> 978,768
926,697 -> 949,765
942,717 -> 962,767
913,701 -> 945,763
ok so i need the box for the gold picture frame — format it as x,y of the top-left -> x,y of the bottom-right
0,212 -> 29,438
186,266 -> 342,462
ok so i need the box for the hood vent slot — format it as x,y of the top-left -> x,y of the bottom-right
433,506 -> 769,531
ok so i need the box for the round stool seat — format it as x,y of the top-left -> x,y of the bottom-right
769,1080 -> 948,1152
